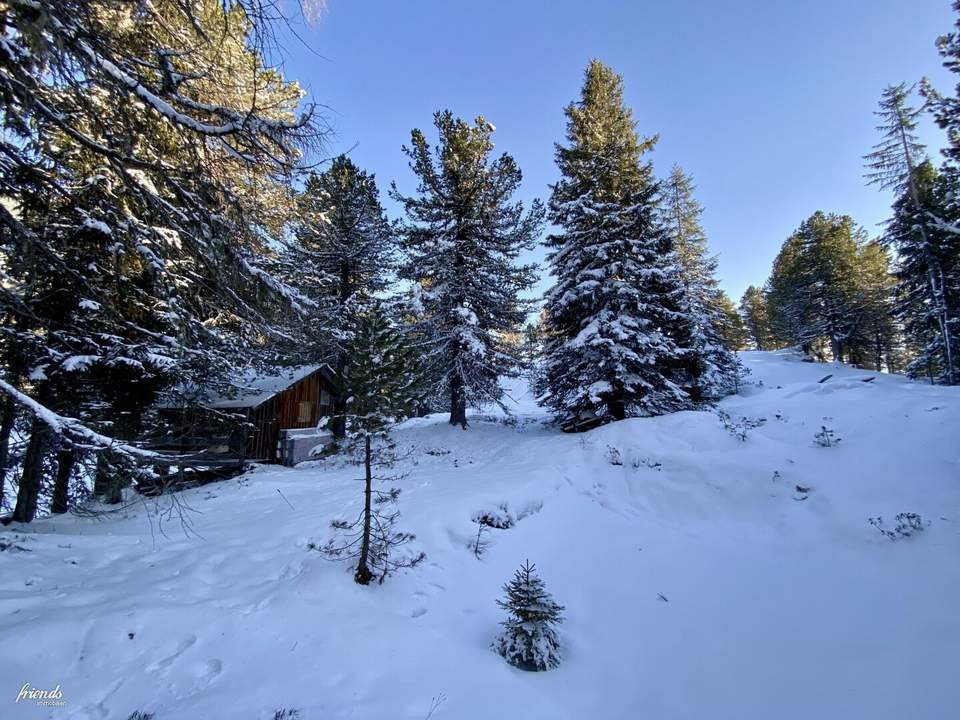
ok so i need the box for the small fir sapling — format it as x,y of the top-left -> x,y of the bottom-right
813,426 -> 841,447
493,560 -> 565,671
470,518 -> 492,559
318,304 -> 425,585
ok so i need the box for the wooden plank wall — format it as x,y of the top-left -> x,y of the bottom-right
248,370 -> 336,462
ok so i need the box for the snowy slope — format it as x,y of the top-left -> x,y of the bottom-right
1,351 -> 958,720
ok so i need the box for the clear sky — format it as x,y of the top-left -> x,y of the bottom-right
276,0 -> 956,303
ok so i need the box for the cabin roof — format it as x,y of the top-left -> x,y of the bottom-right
163,364 -> 335,410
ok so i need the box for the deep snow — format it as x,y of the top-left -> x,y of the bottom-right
1,351 -> 958,719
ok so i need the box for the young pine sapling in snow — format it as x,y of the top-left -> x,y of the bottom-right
319,304 -> 425,585
813,426 -> 841,447
493,560 -> 565,671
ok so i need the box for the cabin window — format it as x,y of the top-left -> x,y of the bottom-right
297,400 -> 314,423
320,388 -> 331,406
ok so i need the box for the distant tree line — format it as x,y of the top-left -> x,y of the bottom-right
737,4 -> 960,384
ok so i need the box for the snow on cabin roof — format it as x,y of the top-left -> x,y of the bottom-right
165,364 -> 334,410
210,364 -> 333,408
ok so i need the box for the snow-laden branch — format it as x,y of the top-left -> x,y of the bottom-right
0,378 -> 158,461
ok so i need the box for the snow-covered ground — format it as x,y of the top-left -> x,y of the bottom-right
2,351 -> 958,720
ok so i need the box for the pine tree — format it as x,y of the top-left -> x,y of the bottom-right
884,162 -> 960,380
847,240 -> 903,373
714,290 -> 751,351
320,304 -> 424,585
537,60 -> 697,428
662,165 -> 739,399
392,111 -> 544,428
493,560 -> 565,671
765,212 -> 866,361
925,1 -> 960,166
866,84 -> 958,383
739,286 -> 775,350
282,156 -> 396,436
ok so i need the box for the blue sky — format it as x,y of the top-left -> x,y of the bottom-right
278,0 -> 955,303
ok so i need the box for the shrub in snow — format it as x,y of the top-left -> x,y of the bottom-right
493,560 -> 565,671
717,409 -> 766,441
813,426 -> 840,447
126,712 -> 154,720
273,710 -> 301,720
631,456 -> 662,471
605,445 -> 623,466
869,513 -> 928,541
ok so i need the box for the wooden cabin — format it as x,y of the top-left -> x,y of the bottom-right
155,364 -> 338,466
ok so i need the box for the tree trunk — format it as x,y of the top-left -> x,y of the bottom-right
608,387 -> 626,421
0,397 -> 15,511
50,447 -> 75,514
330,354 -> 348,440
331,260 -> 353,439
94,452 -> 123,504
830,337 -> 843,364
354,434 -> 374,585
449,373 -> 467,428
12,417 -> 51,523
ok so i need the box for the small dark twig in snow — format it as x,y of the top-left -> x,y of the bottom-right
276,488 -> 296,511
817,374 -> 833,383
424,692 -> 447,719
657,593 -> 668,602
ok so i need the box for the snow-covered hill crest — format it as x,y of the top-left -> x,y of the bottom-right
1,351 -> 958,720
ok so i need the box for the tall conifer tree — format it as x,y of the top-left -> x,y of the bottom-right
866,84 -> 958,383
662,165 -> 739,398
392,112 -> 544,428
282,156 -> 396,435
537,61 -> 697,428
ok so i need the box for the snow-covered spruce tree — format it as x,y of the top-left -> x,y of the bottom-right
320,304 -> 425,585
537,60 -> 698,428
493,560 -> 565,671
866,83 -> 958,383
281,156 -> 397,436
0,0 -> 324,521
662,164 -> 739,399
392,111 -> 544,428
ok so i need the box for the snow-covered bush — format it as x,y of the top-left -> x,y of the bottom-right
493,560 -> 565,671
632,456 -> 663,471
605,445 -> 623,465
717,410 -> 766,441
869,513 -> 928,541
473,503 -> 514,529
